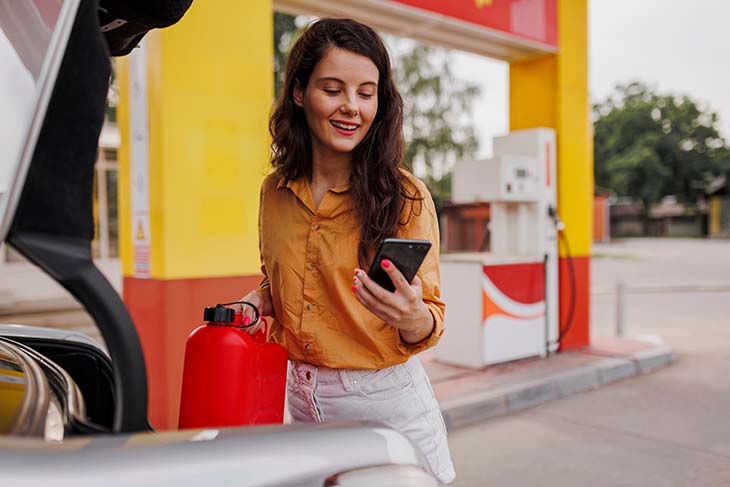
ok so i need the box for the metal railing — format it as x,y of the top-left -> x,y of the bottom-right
592,283 -> 730,336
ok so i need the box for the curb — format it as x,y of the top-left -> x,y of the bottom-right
0,297 -> 81,316
440,346 -> 673,430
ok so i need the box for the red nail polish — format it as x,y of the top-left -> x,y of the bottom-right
381,259 -> 390,268
352,285 -> 357,293
242,316 -> 251,325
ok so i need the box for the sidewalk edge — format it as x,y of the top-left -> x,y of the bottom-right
440,346 -> 673,430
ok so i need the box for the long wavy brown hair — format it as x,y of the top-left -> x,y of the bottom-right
269,18 -> 422,266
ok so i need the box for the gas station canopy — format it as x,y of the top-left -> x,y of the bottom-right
274,0 -> 558,61
117,0 -> 591,429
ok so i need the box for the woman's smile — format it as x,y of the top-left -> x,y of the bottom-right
330,119 -> 360,136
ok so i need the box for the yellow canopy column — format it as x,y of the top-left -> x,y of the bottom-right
117,1 -> 273,429
509,0 -> 592,350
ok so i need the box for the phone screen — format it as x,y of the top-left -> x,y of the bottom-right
367,238 -> 432,292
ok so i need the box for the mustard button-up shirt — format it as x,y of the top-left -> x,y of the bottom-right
258,170 -> 445,370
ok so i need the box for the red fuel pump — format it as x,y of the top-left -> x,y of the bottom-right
178,302 -> 288,429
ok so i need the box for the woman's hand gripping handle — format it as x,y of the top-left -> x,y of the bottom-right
232,288 -> 274,335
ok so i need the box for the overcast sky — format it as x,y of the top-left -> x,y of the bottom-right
450,0 -> 730,157
590,0 -> 730,137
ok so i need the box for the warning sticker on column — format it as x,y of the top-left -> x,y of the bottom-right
133,214 -> 151,277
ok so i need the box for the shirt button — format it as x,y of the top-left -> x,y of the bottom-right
352,380 -> 358,385
305,303 -> 313,311
304,343 -> 312,351
313,224 -> 320,231
307,263 -> 315,271
305,371 -> 312,380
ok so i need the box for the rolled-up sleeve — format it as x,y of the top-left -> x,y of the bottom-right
395,179 -> 445,355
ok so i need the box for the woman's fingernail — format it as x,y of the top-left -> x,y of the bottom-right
242,316 -> 251,325
352,285 -> 357,293
381,259 -> 390,268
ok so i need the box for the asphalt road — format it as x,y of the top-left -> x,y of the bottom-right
448,238 -> 730,486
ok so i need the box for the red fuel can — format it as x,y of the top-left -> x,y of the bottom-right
178,303 -> 288,429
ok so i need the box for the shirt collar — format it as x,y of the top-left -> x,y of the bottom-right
277,176 -> 350,191
278,177 -> 314,213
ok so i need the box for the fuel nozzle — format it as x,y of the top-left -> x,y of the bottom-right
548,205 -> 565,231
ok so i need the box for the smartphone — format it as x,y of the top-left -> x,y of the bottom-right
367,238 -> 432,292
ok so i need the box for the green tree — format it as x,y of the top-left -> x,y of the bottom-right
594,82 -> 730,219
273,12 -> 298,98
272,14 -> 481,208
390,40 -> 480,209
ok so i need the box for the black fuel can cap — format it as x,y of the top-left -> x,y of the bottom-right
203,305 -> 235,323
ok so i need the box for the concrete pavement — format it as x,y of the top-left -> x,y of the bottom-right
0,258 -> 121,314
427,237 -> 730,431
425,336 -> 672,430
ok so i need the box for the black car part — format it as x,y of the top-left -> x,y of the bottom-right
99,0 -> 194,55
7,0 -> 149,433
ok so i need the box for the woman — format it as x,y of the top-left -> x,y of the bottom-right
236,18 -> 455,484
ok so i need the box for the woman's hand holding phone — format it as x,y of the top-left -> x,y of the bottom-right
352,259 -> 434,344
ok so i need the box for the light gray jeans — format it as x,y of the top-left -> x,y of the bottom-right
287,355 -> 456,484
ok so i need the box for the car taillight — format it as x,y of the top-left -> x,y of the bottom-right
324,464 -> 440,487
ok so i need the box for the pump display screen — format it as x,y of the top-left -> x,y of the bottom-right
515,168 -> 528,178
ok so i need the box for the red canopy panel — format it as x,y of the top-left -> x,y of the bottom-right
389,0 -> 557,48
274,0 -> 558,61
